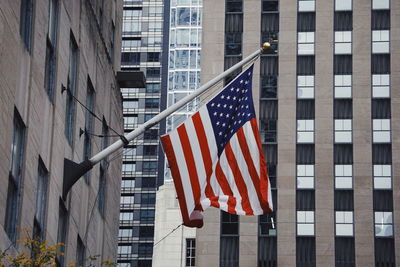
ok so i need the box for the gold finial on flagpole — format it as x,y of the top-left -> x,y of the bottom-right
262,42 -> 271,51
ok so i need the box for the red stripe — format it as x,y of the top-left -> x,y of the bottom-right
177,125 -> 202,210
236,126 -> 269,212
161,135 -> 191,224
215,162 -> 236,214
250,118 -> 272,213
224,143 -> 254,215
191,113 -> 219,208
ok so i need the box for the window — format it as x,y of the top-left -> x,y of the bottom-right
297,165 -> 314,189
146,83 -> 160,93
334,11 -> 353,31
297,56 -> 315,75
221,211 -> 239,235
220,211 -> 239,267
140,210 -> 155,222
143,161 -> 157,173
335,211 -> 353,236
335,0 -> 352,11
259,214 -> 277,236
145,98 -> 159,109
144,114 -> 155,122
298,32 -> 314,55
20,0 -> 34,52
297,13 -> 315,32
334,55 -> 352,74
297,75 -> 314,99
297,237 -> 316,266
120,211 -> 134,222
146,67 -> 161,78
143,145 -> 158,156
123,100 -> 138,112
34,159 -> 49,239
119,229 -> 132,239
121,52 -> 140,65
261,75 -> 278,99
372,54 -> 390,74
227,0 -> 243,13
225,33 -> 242,56
65,36 -> 78,145
260,120 -> 277,143
335,237 -> 355,266
44,0 -> 59,100
373,165 -> 392,189
5,112 -> 26,243
144,129 -> 158,140
297,120 -> 314,143
120,196 -> 135,204
186,239 -> 196,267
372,74 -> 390,98
83,81 -> 95,183
334,75 -> 352,98
138,243 -> 153,257
372,0 -> 389,10
297,211 -> 314,236
98,166 -> 106,216
124,116 -> 137,128
142,177 -> 156,189
121,179 -> 135,190
334,119 -> 352,143
335,165 -> 353,189
56,201 -> 68,266
298,0 -> 315,12
335,31 -> 352,54
141,193 -> 156,205
123,163 -> 136,174
373,119 -> 391,143
148,21 -> 162,31
122,21 -> 141,34
147,52 -> 160,62
374,212 -> 393,237
118,245 -> 132,255
372,30 -> 390,54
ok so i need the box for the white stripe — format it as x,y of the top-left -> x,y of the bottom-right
185,117 -> 207,206
243,121 -> 260,177
219,151 -> 245,215
230,134 -> 264,215
267,178 -> 274,211
169,128 -> 195,216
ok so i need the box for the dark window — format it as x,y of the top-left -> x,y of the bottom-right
296,237 -> 316,267
140,210 -> 155,222
220,236 -> 239,267
261,75 -> 278,99
138,260 -> 152,267
121,52 -> 140,65
225,14 -> 243,33
143,161 -> 157,173
225,33 -> 242,56
334,55 -> 352,74
20,0 -> 34,52
372,54 -> 390,74
263,144 -> 277,165
226,0 -> 242,13
297,56 -> 315,75
334,144 -> 353,164
147,52 -> 160,62
34,159 -> 49,239
335,237 -> 355,266
259,213 -> 277,236
262,0 -> 279,12
83,80 -> 95,183
262,13 -> 279,37
375,238 -> 395,267
373,190 -> 393,211
334,99 -> 353,119
268,164 -> 277,189
76,236 -> 85,267
260,120 -> 277,143
186,239 -> 196,267
111,22 -> 115,63
260,100 -> 278,120
65,35 -> 78,145
296,144 -> 315,164
372,99 -> 391,119
139,226 -> 154,238
145,98 -> 160,109
297,13 -> 315,32
334,12 -> 352,31
372,144 -> 392,164
5,112 -> 26,243
372,10 -> 390,30
221,211 -> 239,235
144,114 -> 155,122
56,200 -> 68,266
144,129 -> 158,140
44,0 -> 59,100
141,177 -> 156,189
296,190 -> 315,210
258,236 -> 277,266
138,243 -> 153,257
141,193 -> 156,205
261,56 -> 278,75
146,68 -> 161,78
98,166 -> 106,216
335,191 -> 354,210
143,145 -> 158,156
146,83 -> 160,93
297,100 -> 315,119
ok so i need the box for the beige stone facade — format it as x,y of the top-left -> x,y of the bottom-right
0,0 -> 123,264
197,0 -> 400,266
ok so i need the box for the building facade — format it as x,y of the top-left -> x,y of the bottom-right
0,0 -> 123,265
197,0 -> 400,266
117,0 -> 169,266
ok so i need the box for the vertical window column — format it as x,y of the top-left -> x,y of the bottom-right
220,211 -> 239,267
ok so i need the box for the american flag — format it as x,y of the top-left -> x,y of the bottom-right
161,65 -> 273,228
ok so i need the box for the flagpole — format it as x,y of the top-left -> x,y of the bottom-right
62,43 -> 271,198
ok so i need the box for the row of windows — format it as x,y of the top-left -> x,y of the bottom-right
120,193 -> 156,205
298,0 -> 389,12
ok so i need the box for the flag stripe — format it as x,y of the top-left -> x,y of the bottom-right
191,112 -> 218,204
236,126 -> 268,213
161,135 -> 190,224
224,143 -> 254,215
177,124 -> 202,210
169,130 -> 196,215
215,162 -> 237,214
